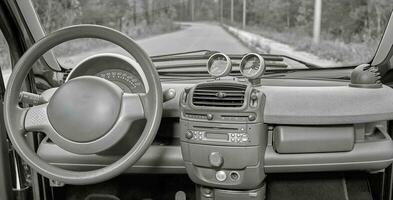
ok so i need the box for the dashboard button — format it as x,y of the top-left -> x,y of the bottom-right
209,152 -> 224,168
185,131 -> 193,139
230,171 -> 240,181
215,171 -> 227,182
248,114 -> 256,121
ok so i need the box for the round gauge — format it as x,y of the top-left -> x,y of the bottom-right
96,69 -> 145,93
240,53 -> 265,79
207,53 -> 232,77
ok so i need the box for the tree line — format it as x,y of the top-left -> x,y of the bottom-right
205,0 -> 392,44
33,0 -> 180,34
33,0 -> 392,45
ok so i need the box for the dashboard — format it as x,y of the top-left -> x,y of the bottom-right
38,53 -> 393,193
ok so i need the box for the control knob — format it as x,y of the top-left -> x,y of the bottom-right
209,152 -> 224,168
185,131 -> 193,139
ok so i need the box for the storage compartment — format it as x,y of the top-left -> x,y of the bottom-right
273,126 -> 355,153
265,123 -> 393,172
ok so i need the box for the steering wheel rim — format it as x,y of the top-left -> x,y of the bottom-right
3,25 -> 162,185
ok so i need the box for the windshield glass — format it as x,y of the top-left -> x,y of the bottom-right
32,0 -> 392,69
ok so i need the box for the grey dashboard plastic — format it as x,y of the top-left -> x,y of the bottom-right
261,85 -> 393,125
273,126 -> 355,153
37,81 -> 393,174
37,126 -> 393,173
38,138 -> 186,174
265,138 -> 393,172
163,83 -> 393,125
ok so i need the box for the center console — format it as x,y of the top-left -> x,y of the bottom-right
180,80 -> 268,200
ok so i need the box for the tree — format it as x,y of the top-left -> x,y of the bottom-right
33,0 -> 82,32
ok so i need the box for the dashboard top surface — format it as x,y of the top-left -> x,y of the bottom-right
67,53 -> 393,125
162,80 -> 393,125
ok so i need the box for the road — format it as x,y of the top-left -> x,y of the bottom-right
58,22 -> 251,67
139,22 -> 250,55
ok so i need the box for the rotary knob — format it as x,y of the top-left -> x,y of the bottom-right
185,131 -> 193,139
215,171 -> 227,182
248,113 -> 256,121
209,152 -> 224,168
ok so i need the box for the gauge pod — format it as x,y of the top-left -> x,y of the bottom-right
207,53 -> 232,77
239,53 -> 265,79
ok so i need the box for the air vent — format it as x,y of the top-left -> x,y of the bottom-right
192,83 -> 247,107
62,68 -> 72,83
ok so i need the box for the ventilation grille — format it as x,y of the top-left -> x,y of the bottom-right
62,69 -> 72,83
192,83 -> 246,107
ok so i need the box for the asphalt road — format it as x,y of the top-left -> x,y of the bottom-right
58,22 -> 251,67
139,22 -> 250,55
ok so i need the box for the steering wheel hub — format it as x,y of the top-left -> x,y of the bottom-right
47,76 -> 123,142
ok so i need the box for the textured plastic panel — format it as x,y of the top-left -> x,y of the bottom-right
37,135 -> 393,174
197,184 -> 266,200
181,143 -> 263,169
261,85 -> 393,125
273,126 -> 355,153
214,186 -> 265,200
164,83 -> 393,125
265,139 -> 393,173
37,138 -> 185,174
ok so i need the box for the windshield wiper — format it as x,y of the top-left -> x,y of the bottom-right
152,51 -> 284,63
269,54 -> 322,69
151,50 -> 219,59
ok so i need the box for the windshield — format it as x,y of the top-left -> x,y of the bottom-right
32,0 -> 393,69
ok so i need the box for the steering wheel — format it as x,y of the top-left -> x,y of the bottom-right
3,25 -> 162,185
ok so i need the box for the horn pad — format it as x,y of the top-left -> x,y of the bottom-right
47,76 -> 123,143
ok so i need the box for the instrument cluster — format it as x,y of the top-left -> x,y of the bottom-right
207,52 -> 266,81
66,54 -> 146,93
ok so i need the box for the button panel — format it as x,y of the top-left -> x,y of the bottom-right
187,130 -> 250,144
229,133 -> 249,143
184,113 -> 208,120
191,130 -> 205,140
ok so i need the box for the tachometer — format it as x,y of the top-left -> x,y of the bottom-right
207,53 -> 232,77
96,69 -> 145,93
239,53 -> 265,79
